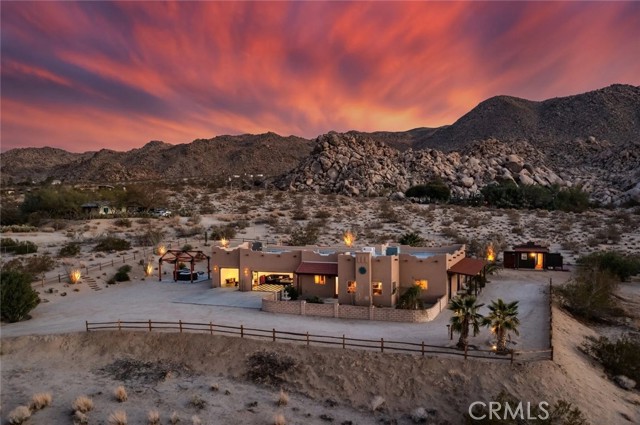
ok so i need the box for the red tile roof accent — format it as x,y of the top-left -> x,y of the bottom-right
295,262 -> 338,275
448,257 -> 486,276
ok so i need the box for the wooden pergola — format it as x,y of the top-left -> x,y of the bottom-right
158,249 -> 211,283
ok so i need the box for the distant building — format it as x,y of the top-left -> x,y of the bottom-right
81,202 -> 126,216
503,242 -> 563,270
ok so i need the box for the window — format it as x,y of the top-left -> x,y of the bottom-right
414,279 -> 428,290
347,281 -> 357,293
372,281 -> 382,296
314,275 -> 326,285
521,253 -> 528,261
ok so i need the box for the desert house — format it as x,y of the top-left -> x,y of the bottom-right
80,202 -> 126,216
211,243 -> 486,308
503,241 -> 563,270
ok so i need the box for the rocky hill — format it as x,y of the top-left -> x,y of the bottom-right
1,133 -> 313,183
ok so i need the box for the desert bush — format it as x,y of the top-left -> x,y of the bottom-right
314,210 -> 331,219
148,409 -> 160,425
108,410 -> 128,425
191,415 -> 202,425
189,395 -> 207,410
114,385 -> 128,402
286,223 -> 319,246
73,410 -> 89,424
247,350 -> 297,386
114,218 -> 132,228
210,383 -> 219,391
556,269 -> 618,320
396,285 -> 424,310
398,231 -> 425,247
7,405 -> 31,424
175,225 -> 204,238
0,270 -> 40,322
305,296 -> 324,304
29,392 -> 52,410
136,227 -> 165,247
169,411 -> 180,424
72,396 -> 94,413
59,242 -> 81,257
209,224 -> 237,240
583,334 -> 639,389
94,236 -> 131,252
283,285 -> 299,300
2,254 -> 55,280
1,238 -> 38,255
182,244 -> 193,251
576,251 -> 640,282
405,180 -> 451,203
276,389 -> 289,406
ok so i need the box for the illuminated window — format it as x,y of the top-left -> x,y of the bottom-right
347,281 -> 357,293
372,281 -> 382,296
314,275 -> 326,285
414,279 -> 428,290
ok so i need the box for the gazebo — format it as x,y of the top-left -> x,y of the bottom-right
158,249 -> 211,283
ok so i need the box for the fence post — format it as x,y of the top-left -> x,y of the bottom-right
306,332 -> 310,346
122,256 -> 125,264
272,328 -> 276,342
117,320 -> 121,331
464,344 -> 468,360
112,259 -> 114,267
241,325 -> 244,338
342,334 -> 345,349
58,274 -> 61,283
179,320 -> 183,333
421,341 -> 425,357
148,319 -> 152,332
381,338 -> 384,353
209,322 -> 213,335
99,263 -> 102,271
85,321 -> 89,332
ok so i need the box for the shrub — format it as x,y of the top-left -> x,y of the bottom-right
169,411 -> 180,424
73,410 -> 89,424
276,389 -> 289,406
148,409 -> 160,425
286,223 -> 319,246
0,270 -> 40,322
246,350 -> 297,386
305,296 -> 324,304
59,242 -> 81,257
576,251 -> 640,282
556,269 -> 618,320
191,415 -> 202,425
405,180 -> 451,202
398,231 -> 425,247
182,244 -> 193,251
583,334 -> 639,389
114,218 -> 132,228
114,271 -> 130,282
72,395 -> 94,413
396,285 -> 424,310
189,395 -> 207,410
2,254 -> 55,280
108,410 -> 127,425
94,236 -> 131,252
114,386 -> 128,402
1,238 -> 38,255
7,405 -> 31,424
283,285 -> 299,300
30,392 -> 52,410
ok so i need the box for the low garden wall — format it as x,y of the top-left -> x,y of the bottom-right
261,294 -> 448,323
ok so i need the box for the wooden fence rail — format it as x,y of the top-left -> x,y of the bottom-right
85,319 -> 552,363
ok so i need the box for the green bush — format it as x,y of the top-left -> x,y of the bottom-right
576,251 -> 640,282
398,231 -> 425,247
1,238 -> 38,255
94,237 -> 131,252
305,296 -> 324,304
114,271 -> 130,282
283,285 -> 299,300
556,269 -> 618,320
479,181 -> 591,212
583,334 -> 639,389
2,255 -> 55,281
0,270 -> 40,322
59,242 -> 81,257
405,180 -> 451,202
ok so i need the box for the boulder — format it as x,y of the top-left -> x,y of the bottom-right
614,375 -> 636,391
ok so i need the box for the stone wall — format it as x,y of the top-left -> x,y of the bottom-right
261,295 -> 449,323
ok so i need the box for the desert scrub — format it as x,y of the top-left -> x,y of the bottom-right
191,415 -> 202,425
72,396 -> 94,413
59,242 -> 81,257
0,270 -> 40,323
108,410 -> 128,425
246,350 -> 297,386
583,334 -> 639,389
169,411 -> 180,424
189,395 -> 207,410
276,389 -> 289,406
7,406 -> 31,424
148,409 -> 160,425
274,413 -> 286,425
94,236 -> 131,252
114,218 -> 132,228
29,392 -> 52,410
114,385 -> 128,402
73,410 -> 89,425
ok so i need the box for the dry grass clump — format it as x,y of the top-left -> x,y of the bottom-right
210,383 -> 219,392
371,395 -> 386,411
148,409 -> 160,425
274,413 -> 286,425
73,410 -> 89,425
30,392 -> 52,410
276,389 -> 289,406
72,395 -> 94,413
108,410 -> 128,425
169,411 -> 180,424
7,406 -> 31,424
114,385 -> 128,402
191,415 -> 202,425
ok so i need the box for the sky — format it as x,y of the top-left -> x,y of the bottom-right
1,1 -> 639,152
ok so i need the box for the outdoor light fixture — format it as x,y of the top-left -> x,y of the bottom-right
144,263 -> 153,277
213,265 -> 218,272
220,237 -> 229,248
343,230 -> 355,247
69,269 -> 81,284
243,268 -> 249,276
156,245 -> 167,256
486,244 -> 496,262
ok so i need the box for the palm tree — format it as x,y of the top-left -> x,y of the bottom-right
483,299 -> 520,353
447,295 -> 484,350
398,232 -> 425,247
396,285 -> 424,310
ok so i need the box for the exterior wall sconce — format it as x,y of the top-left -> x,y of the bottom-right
213,265 -> 219,272
243,268 -> 249,276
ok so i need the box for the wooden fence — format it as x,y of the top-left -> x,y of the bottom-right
85,319 -> 552,363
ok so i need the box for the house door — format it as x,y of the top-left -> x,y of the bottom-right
535,253 -> 544,270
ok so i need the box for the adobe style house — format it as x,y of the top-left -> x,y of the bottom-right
503,242 -> 563,270
211,243 -> 486,307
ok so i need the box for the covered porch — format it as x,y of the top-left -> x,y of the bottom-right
447,257 -> 487,298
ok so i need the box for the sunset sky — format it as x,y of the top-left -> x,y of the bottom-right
1,1 -> 639,152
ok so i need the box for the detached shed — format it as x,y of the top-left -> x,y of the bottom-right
503,242 -> 563,270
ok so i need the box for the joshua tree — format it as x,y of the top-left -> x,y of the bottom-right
448,295 -> 484,350
483,299 -> 520,353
